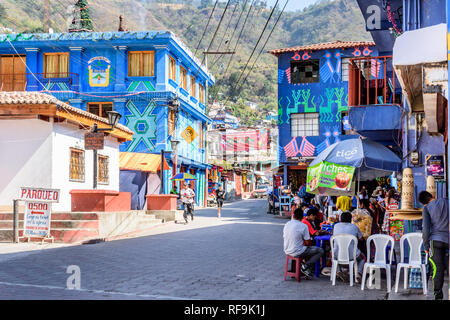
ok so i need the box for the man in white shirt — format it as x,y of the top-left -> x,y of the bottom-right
180,182 -> 195,224
283,208 -> 324,278
332,211 -> 365,282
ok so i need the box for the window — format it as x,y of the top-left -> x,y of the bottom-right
69,148 -> 85,182
44,53 -> 69,78
98,155 -> 109,184
169,56 -> 176,82
291,60 -> 320,84
180,66 -> 187,90
128,51 -> 155,77
87,102 -> 113,119
168,109 -> 175,136
290,113 -> 319,137
199,83 -> 204,104
190,76 -> 196,97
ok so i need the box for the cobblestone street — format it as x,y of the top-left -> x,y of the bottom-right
0,199 -> 387,300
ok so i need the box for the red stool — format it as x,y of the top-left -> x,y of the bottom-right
284,255 -> 304,282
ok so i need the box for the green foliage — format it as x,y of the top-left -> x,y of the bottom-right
0,0 -> 370,126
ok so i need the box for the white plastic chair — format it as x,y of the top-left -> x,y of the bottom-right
330,234 -> 358,286
394,232 -> 428,295
361,234 -> 395,292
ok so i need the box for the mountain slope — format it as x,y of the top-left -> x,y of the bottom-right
0,0 -> 371,125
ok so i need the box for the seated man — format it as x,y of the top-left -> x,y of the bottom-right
283,208 -> 324,278
302,207 -> 328,238
332,211 -> 366,283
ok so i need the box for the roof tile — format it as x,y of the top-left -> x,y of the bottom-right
269,40 -> 376,55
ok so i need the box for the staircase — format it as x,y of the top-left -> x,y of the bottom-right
0,210 -> 163,243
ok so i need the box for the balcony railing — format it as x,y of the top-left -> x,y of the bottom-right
348,56 -> 402,106
0,73 -> 80,92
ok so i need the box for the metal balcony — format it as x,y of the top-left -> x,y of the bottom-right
348,56 -> 402,106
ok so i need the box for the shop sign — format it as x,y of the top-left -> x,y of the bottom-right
23,202 -> 52,237
20,187 -> 60,203
19,187 -> 60,238
425,154 -> 445,180
85,132 -> 105,150
306,161 -> 355,193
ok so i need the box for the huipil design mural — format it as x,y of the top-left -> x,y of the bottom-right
269,41 -> 377,185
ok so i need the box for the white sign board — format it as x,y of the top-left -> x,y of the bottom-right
20,187 -> 60,203
23,201 -> 52,237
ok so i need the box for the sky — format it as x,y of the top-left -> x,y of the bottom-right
265,0 -> 321,11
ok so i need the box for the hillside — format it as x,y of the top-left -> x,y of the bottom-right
0,0 -> 371,126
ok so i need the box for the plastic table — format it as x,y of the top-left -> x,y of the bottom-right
315,234 -> 331,278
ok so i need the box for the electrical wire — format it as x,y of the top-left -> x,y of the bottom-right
224,0 -> 256,75
194,0 -> 219,58
236,0 -> 288,93
193,0 -> 232,79
233,0 -> 279,90
209,2 -> 240,68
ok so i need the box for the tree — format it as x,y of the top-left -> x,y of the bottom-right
69,0 -> 94,32
199,0 -> 213,9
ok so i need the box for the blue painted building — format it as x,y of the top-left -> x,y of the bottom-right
353,0 -> 448,203
0,31 -> 215,205
269,41 -> 378,191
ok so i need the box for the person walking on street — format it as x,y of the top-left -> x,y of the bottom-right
181,182 -> 195,224
418,191 -> 449,300
216,185 -> 225,218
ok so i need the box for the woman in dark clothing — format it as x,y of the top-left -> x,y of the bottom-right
216,185 -> 225,218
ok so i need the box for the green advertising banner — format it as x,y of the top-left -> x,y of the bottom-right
306,161 -> 356,193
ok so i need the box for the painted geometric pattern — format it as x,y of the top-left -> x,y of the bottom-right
43,82 -> 70,91
127,81 -> 155,92
121,100 -> 157,153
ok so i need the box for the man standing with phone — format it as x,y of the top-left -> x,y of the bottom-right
181,182 -> 195,224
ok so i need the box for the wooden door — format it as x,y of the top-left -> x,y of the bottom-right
0,55 -> 26,91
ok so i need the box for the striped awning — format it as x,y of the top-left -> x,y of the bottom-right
119,152 -> 170,173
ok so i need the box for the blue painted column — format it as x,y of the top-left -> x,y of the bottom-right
155,45 -> 169,91
25,48 -> 39,91
69,47 -> 84,92
283,164 -> 288,186
155,101 -> 169,152
195,170 -> 200,205
114,46 -> 128,92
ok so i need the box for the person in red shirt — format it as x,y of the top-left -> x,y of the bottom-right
302,207 -> 328,238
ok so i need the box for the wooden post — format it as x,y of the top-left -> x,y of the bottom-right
13,199 -> 19,243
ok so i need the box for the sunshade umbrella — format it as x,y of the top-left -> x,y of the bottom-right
171,173 -> 197,181
310,137 -> 402,181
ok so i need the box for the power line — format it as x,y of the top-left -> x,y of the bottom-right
237,0 -> 288,92
193,0 -> 232,79
233,0 -> 280,89
210,2 -> 240,67
194,0 -> 219,58
224,0 -> 256,75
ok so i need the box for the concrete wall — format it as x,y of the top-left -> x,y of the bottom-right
0,119 -> 53,207
51,120 -> 121,212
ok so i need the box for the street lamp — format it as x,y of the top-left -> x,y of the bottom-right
92,111 -> 122,189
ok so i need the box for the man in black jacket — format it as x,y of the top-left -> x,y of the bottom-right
418,191 -> 449,300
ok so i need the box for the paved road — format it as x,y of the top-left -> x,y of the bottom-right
0,199 -> 387,300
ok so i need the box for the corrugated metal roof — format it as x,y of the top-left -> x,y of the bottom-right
269,40 -> 376,55
119,152 -> 170,173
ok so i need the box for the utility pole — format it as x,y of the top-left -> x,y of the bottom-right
44,0 -> 50,32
